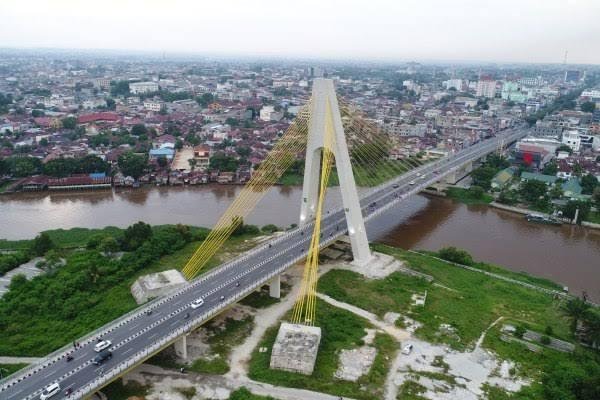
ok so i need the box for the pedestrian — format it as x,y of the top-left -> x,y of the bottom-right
73,341 -> 76,348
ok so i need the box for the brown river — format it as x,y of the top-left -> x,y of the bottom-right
1,186 -> 599,301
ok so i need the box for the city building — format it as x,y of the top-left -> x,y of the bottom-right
130,81 -> 159,94
476,77 -> 496,98
562,130 -> 581,152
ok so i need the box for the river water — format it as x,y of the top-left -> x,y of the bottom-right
1,186 -> 599,301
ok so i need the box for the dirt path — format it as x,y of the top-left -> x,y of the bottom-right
316,293 -> 410,342
226,268 -> 303,379
475,316 -> 504,349
129,364 -> 353,400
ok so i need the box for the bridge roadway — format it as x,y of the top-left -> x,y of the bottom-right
0,126 -> 528,400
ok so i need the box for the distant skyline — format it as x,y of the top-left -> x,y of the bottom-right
1,0 -> 599,65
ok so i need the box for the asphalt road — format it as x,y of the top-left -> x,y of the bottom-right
0,127 -> 528,400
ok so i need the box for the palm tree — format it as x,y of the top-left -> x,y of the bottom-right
564,297 -> 590,333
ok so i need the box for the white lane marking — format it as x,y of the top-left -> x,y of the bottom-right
148,333 -> 158,341
6,389 -> 24,399
122,348 -> 134,355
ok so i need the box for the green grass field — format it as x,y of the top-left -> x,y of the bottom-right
318,244 -> 600,399
445,187 -> 494,205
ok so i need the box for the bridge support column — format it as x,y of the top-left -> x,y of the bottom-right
269,274 -> 281,298
299,78 -> 372,267
174,334 -> 188,360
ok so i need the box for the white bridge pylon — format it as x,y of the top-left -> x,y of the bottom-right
299,78 -> 372,266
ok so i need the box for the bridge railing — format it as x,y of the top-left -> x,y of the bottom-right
69,255 -> 305,400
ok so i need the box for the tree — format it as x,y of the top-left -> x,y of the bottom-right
556,144 -> 573,155
471,166 -> 498,191
486,154 -> 509,170
581,101 -> 596,113
105,98 -> 116,110
61,116 -> 77,129
175,139 -> 183,150
118,152 -> 148,179
542,161 -> 558,176
549,184 -> 564,199
131,124 -> 147,136
519,179 -> 548,203
110,80 -> 130,97
31,232 -> 55,256
580,174 -> 599,195
188,158 -> 197,171
122,221 -> 153,251
98,237 -> 119,257
39,138 -> 48,147
593,187 -> 600,207
563,297 -> 590,333
236,146 -> 251,158
561,200 -> 591,223
31,109 -> 45,117
209,152 -> 239,172
196,93 -> 214,107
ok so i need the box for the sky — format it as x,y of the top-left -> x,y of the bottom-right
1,0 -> 599,64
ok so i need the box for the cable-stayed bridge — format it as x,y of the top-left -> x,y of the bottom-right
0,79 -> 528,400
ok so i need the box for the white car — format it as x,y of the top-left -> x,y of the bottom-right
402,344 -> 414,355
409,181 -> 416,185
40,382 -> 60,400
94,339 -> 112,353
190,298 -> 204,309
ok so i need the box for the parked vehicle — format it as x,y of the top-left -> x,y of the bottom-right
402,344 -> 414,355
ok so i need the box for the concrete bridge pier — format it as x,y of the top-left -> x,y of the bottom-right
446,161 -> 473,185
173,334 -> 188,360
269,274 -> 281,298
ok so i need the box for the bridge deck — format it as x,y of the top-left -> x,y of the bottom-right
0,127 -> 528,400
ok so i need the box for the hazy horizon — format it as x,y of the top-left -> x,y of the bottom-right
1,0 -> 600,65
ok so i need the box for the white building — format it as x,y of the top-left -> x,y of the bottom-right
562,130 -> 581,152
476,79 -> 496,98
260,105 -> 284,122
443,79 -> 463,91
143,100 -> 163,112
129,82 -> 159,94
93,78 -> 111,90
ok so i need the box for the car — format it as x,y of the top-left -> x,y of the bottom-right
40,382 -> 60,400
392,184 -> 399,188
220,295 -> 225,301
94,340 -> 112,353
145,309 -> 153,316
190,298 -> 204,309
92,349 -> 112,365
66,354 -> 74,362
409,181 -> 416,185
402,344 -> 414,355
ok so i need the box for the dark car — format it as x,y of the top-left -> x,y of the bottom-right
92,349 -> 112,365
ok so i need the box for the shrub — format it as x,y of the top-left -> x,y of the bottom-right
540,335 -> 551,345
261,224 -> 280,234
545,326 -> 554,336
438,247 -> 474,266
514,325 -> 526,338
